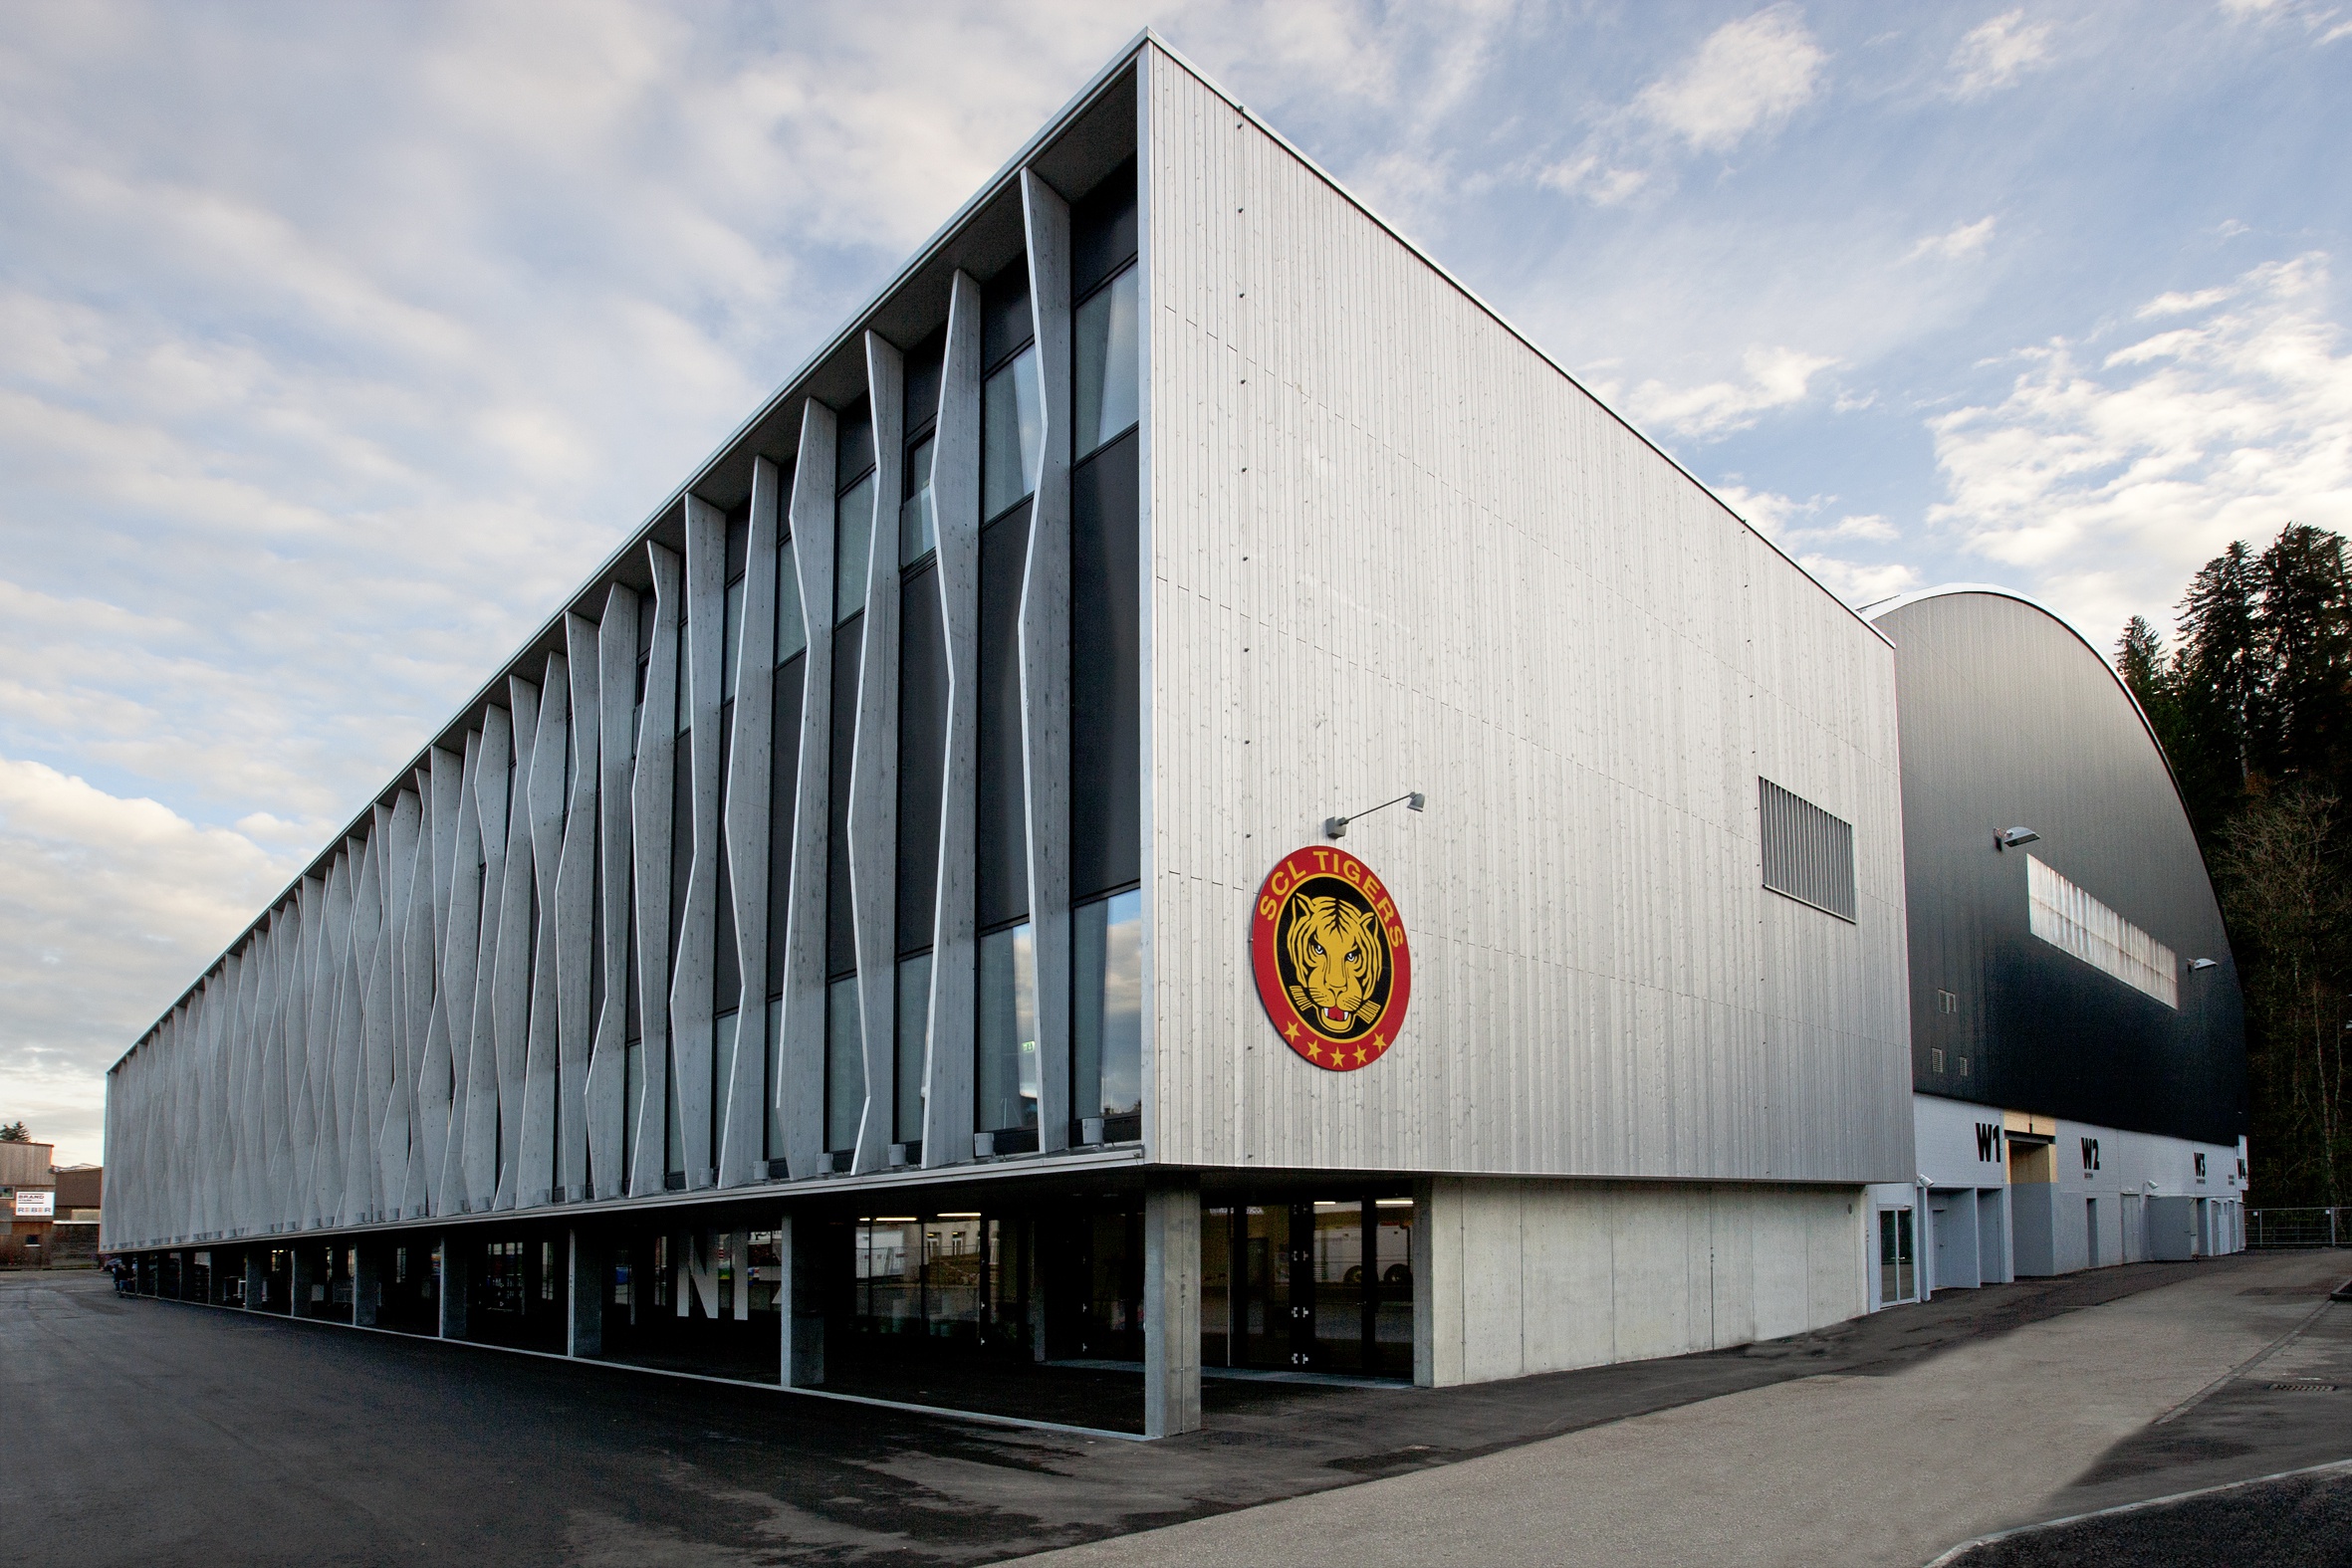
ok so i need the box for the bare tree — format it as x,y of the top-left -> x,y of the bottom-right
2214,785 -> 2350,1206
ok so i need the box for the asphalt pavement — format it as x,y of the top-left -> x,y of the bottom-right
2,1250 -> 2343,1566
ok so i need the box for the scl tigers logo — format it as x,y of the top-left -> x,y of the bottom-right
1250,846 -> 1413,1071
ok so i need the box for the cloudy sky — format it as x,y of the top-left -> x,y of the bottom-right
3,0 -> 2347,1165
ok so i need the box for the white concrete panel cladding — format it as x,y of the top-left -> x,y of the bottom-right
1415,1177 -> 1864,1385
1139,51 -> 1911,1183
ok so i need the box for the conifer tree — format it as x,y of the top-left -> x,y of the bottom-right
2128,525 -> 2352,1207
2116,616 -> 2188,768
2171,541 -> 2261,835
2253,524 -> 2352,793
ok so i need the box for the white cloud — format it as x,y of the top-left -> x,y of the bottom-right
1795,554 -> 1922,605
1906,216 -> 1999,263
2138,285 -> 2234,318
1713,483 -> 1814,539
1717,482 -> 1920,599
1928,253 -> 2352,640
1536,153 -> 1650,206
1620,343 -> 1838,438
1637,6 -> 1828,154
1533,6 -> 1831,212
0,755 -> 297,1165
2219,0 -> 2352,43
1949,11 -> 2054,98
1822,513 -> 1897,541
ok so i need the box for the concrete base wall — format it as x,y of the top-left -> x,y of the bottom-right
1417,1177 -> 1865,1387
2012,1183 -> 2058,1276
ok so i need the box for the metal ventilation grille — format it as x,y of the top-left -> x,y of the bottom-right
1760,779 -> 1857,923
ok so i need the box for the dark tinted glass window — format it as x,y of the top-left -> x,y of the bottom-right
982,263 -> 1034,371
836,400 -> 875,486
712,714 -> 740,1005
724,508 -> 750,580
898,560 -> 947,953
977,502 -> 1032,929
766,653 -> 805,995
669,731 -> 692,969
827,621 -> 861,980
1070,430 -> 1140,900
903,336 -> 944,437
1072,157 -> 1138,299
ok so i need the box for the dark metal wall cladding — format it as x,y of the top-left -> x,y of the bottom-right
1880,591 -> 2247,1144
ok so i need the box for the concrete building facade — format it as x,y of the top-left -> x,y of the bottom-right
1859,586 -> 2248,1308
101,38 -> 2236,1434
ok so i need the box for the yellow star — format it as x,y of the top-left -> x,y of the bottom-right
1371,1033 -> 1387,1052
1304,1040 -> 1323,1061
1353,1045 -> 1369,1066
1283,1018 -> 1301,1041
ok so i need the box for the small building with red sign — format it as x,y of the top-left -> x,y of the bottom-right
1,1143 -> 102,1269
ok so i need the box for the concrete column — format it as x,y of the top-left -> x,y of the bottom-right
731,1230 -> 751,1321
353,1244 -> 382,1327
1411,1176 -> 1450,1388
291,1245 -> 318,1318
243,1251 -> 265,1312
438,1236 -> 468,1339
1143,1176 -> 1202,1439
779,1211 -> 824,1388
1029,1217 -> 1050,1363
567,1226 -> 603,1358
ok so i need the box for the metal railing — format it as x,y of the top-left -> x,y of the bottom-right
2247,1208 -> 2350,1248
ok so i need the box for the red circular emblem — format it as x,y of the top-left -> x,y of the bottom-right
1250,845 -> 1412,1071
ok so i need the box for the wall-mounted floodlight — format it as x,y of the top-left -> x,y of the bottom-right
1325,790 -> 1426,840
2188,958 -> 2219,972
1994,826 -> 2041,851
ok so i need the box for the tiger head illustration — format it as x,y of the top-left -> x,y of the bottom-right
1284,892 -> 1386,1034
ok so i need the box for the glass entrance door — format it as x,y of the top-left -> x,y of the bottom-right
1239,1204 -> 1294,1368
1219,1196 -> 1414,1377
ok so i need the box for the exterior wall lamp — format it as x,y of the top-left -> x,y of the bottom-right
2188,958 -> 2219,972
1325,790 -> 1425,840
1993,826 -> 2040,851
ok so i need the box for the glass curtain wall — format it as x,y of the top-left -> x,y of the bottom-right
666,616 -> 692,1183
896,338 -> 947,1159
1073,291 -> 1138,460
711,513 -> 749,1179
1204,1196 -> 1414,1379
622,593 -> 654,1190
1067,160 -> 1144,1147
1071,889 -> 1142,1141
852,1210 -> 1026,1351
766,522 -> 807,1171
826,406 -> 877,1159
976,923 -> 1038,1139
976,262 -> 1039,1152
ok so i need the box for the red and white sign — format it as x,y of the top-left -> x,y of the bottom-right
1248,844 -> 1413,1072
